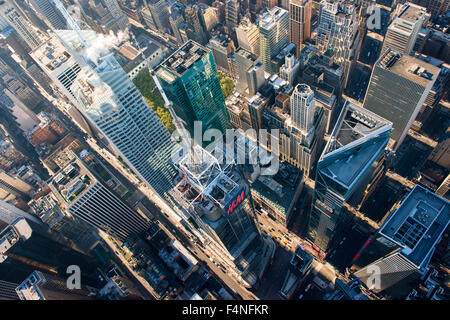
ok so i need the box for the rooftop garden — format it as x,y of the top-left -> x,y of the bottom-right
134,69 -> 175,133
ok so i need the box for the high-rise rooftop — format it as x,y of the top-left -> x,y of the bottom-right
155,41 -> 209,80
320,101 -> 392,188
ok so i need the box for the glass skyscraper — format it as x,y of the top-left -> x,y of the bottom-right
30,30 -> 176,197
154,40 -> 230,138
307,101 -> 392,255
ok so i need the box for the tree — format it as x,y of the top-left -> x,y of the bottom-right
218,71 -> 234,99
134,69 -> 175,133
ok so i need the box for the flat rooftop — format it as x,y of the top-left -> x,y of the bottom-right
291,246 -> 313,273
380,185 -> 449,268
258,6 -> 288,32
397,3 -> 427,24
321,100 -> 392,188
49,157 -> 96,205
155,40 -> 208,81
377,50 -> 440,87
250,162 -> 303,217
30,36 -> 73,73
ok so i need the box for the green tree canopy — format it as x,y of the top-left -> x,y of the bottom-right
134,69 -> 175,132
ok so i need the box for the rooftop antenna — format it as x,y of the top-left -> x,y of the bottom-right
53,0 -> 87,46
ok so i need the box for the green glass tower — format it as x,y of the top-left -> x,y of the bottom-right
154,40 -> 230,138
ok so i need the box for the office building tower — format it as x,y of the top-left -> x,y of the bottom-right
263,0 -> 279,9
362,50 -> 440,149
325,278 -> 372,300
279,246 -> 313,298
48,155 -> 151,241
0,199 -> 42,228
199,4 -> 219,33
170,142 -> 274,288
351,185 -> 449,295
30,0 -> 67,30
101,0 -> 129,30
207,34 -> 235,73
0,169 -> 33,200
289,0 -> 312,58
0,217 -> 101,284
0,2 -> 43,50
212,0 -> 226,24
277,85 -> 326,178
141,6 -> 158,31
381,3 -> 428,55
233,48 -> 263,96
258,6 -> 289,73
147,0 -> 169,33
225,0 -> 240,29
184,4 -> 208,45
280,53 -> 300,86
28,193 -> 99,253
307,101 -> 392,255
227,84 -> 326,178
16,270 -> 97,300
247,61 -> 265,96
236,17 -> 260,56
413,0 -> 449,21
290,84 -> 316,132
169,8 -> 186,45
30,31 -> 176,197
316,0 -> 361,87
0,280 -> 20,300
154,40 -> 229,137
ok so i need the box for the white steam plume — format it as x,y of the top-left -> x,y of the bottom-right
82,29 -> 129,65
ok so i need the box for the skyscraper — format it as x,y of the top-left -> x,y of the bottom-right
0,217 -> 101,284
362,49 -> 440,149
233,48 -> 264,96
147,0 -> 169,33
236,17 -> 260,56
30,31 -> 176,197
225,0 -> 240,29
290,84 -> 316,132
289,0 -> 312,58
16,270 -> 97,300
351,185 -> 449,295
258,6 -> 289,73
381,3 -> 428,55
184,4 -> 208,45
30,0 -> 67,30
280,53 -> 300,86
48,154 -> 151,241
170,142 -> 275,288
307,101 -> 392,255
169,6 -> 186,45
0,2 -> 43,50
316,0 -> 361,87
154,40 -> 230,137
100,0 -> 129,30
